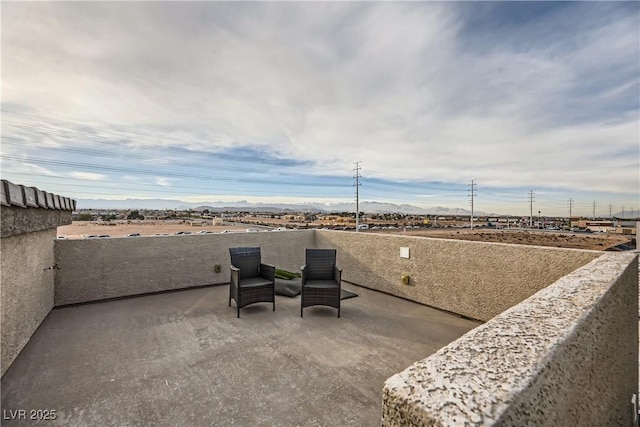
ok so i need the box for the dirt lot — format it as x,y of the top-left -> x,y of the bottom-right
375,228 -> 634,251
58,221 -> 635,251
57,221 -> 251,239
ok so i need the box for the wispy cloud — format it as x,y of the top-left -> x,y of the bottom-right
154,177 -> 173,187
68,172 -> 106,181
1,2 -> 638,215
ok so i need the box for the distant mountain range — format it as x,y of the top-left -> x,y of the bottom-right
76,198 -> 495,215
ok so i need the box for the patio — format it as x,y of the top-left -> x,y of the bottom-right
1,283 -> 480,426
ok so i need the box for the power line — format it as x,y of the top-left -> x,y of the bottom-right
1,137 -> 280,175
2,172 -> 352,197
0,154 -> 344,188
1,121 -> 301,167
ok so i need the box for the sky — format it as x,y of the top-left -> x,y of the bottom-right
1,1 -> 639,217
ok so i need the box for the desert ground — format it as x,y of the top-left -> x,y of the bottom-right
374,228 -> 634,251
57,221 -> 634,251
57,221 -> 250,239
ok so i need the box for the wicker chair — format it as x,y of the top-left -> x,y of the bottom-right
229,247 -> 275,318
301,248 -> 342,317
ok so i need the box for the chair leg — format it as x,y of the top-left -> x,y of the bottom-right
301,305 -> 303,317
273,301 -> 275,311
237,306 -> 240,318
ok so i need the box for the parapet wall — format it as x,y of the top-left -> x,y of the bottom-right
382,252 -> 638,426
54,230 -> 315,305
1,180 -> 74,376
316,230 -> 601,321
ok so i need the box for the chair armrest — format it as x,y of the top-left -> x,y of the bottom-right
301,265 -> 308,285
260,263 -> 276,281
334,266 -> 342,286
230,264 -> 240,287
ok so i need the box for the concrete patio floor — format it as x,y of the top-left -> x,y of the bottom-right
1,283 -> 481,426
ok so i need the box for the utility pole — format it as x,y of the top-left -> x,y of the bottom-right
568,197 -> 574,228
592,201 -> 596,220
568,197 -> 574,218
609,204 -> 612,219
528,190 -> 535,227
353,162 -> 362,232
468,180 -> 477,229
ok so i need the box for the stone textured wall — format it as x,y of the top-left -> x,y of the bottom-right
1,230 -> 58,377
54,230 -> 315,305
1,180 -> 74,376
1,179 -> 74,238
382,252 -> 638,426
316,230 -> 601,321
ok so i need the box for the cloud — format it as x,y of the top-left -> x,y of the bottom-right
1,1 -> 638,215
154,177 -> 173,187
68,172 -> 106,181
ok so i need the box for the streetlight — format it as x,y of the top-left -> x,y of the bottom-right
538,210 -> 541,228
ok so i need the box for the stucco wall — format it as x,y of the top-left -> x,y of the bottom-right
316,230 -> 601,321
1,180 -> 74,377
54,230 -> 315,305
1,229 -> 58,376
382,252 -> 638,426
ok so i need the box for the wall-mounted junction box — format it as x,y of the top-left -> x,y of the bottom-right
400,247 -> 410,259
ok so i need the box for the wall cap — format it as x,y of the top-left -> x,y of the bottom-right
1,180 -> 75,211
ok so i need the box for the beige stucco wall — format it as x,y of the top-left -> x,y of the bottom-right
1,229 -> 57,376
54,230 -> 315,305
316,230 -> 601,321
382,252 -> 638,426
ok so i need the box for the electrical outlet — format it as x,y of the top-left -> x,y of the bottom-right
214,264 -> 221,273
402,274 -> 410,285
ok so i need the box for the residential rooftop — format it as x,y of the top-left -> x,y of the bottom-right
1,180 -> 638,426
1,283 -> 479,426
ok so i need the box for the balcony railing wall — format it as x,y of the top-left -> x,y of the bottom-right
54,230 -> 315,305
317,230 -> 601,321
1,180 -> 74,376
3,199 -> 638,425
382,252 -> 638,426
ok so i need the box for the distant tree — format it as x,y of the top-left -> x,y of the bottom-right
78,213 -> 93,221
127,210 -> 145,220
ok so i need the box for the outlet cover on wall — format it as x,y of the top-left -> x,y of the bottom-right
400,247 -> 410,259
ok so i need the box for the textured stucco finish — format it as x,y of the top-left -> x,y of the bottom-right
54,230 -> 315,305
1,206 -> 71,238
382,252 -> 639,427
1,229 -> 57,376
316,230 -> 601,321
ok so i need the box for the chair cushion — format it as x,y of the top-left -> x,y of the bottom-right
275,278 -> 302,297
304,279 -> 339,289
305,249 -> 336,280
230,247 -> 261,279
239,277 -> 274,288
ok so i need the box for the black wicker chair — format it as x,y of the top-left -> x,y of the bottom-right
229,247 -> 275,318
301,248 -> 342,317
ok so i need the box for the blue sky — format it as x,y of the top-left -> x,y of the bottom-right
2,1 -> 638,216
